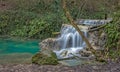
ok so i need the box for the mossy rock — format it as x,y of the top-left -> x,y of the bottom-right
32,52 -> 59,65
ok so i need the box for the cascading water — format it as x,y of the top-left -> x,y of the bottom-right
54,25 -> 88,59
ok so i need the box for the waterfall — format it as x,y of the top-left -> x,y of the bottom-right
54,25 -> 88,59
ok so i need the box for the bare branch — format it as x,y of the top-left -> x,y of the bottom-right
62,0 -> 95,54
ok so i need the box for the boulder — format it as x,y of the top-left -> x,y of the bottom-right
32,51 -> 58,65
89,30 -> 107,50
40,38 -> 60,56
32,38 -> 60,65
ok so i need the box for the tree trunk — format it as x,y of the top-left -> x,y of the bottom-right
62,0 -> 95,54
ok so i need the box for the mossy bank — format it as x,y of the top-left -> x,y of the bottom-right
32,52 -> 59,65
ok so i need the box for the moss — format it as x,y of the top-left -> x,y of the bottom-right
32,52 -> 59,65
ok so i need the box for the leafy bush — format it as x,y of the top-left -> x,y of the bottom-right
0,0 -> 68,39
0,10 -> 67,39
104,11 -> 120,58
0,10 -> 39,35
0,0 -> 119,40
105,12 -> 120,48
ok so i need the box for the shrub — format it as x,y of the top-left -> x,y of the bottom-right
105,11 -> 120,58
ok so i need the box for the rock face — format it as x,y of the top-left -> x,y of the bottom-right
40,38 -> 60,54
79,50 -> 93,58
89,30 -> 107,50
40,38 -> 60,50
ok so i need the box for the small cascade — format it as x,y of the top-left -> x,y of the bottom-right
54,25 -> 88,59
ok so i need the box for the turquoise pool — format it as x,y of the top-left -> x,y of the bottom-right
0,37 -> 40,64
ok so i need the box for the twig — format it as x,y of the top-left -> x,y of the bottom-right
89,25 -> 106,32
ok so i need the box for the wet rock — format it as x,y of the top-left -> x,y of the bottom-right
92,66 -> 99,70
79,50 -> 92,57
40,38 -> 60,56
78,50 -> 95,60
89,30 -> 107,50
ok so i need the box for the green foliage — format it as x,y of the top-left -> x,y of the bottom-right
32,52 -> 58,65
0,10 -> 66,39
66,0 -> 107,20
0,0 -> 108,37
0,0 -> 120,40
0,0 -> 68,39
0,10 -> 39,36
78,11 -> 105,19
104,11 -> 120,59
105,12 -> 120,48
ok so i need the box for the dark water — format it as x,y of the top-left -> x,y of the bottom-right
0,37 -> 40,64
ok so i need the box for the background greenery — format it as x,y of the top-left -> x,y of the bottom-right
105,11 -> 120,59
1,0 -> 119,39
0,0 -> 120,54
0,0 -> 67,39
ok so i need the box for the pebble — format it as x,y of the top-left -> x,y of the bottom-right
0,63 -> 119,72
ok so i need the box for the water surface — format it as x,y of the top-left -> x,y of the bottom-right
0,37 -> 40,64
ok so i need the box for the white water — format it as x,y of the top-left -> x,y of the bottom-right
54,25 -> 88,59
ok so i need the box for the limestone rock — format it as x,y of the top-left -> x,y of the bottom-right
61,24 -> 89,32
78,50 -> 95,60
89,30 -> 107,50
40,38 -> 60,52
